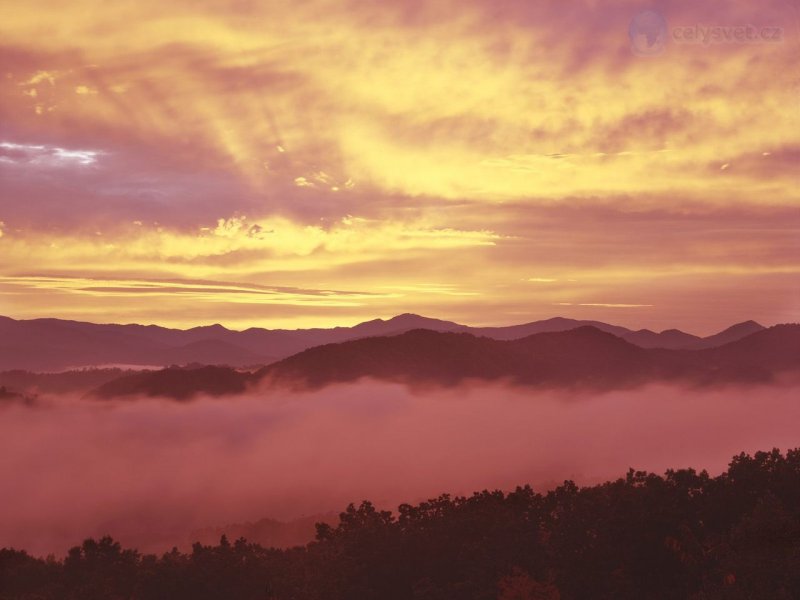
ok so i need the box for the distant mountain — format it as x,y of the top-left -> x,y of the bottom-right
620,328 -> 700,349
701,324 -> 800,373
348,313 -> 468,337
87,324 -> 799,399
0,314 -> 770,372
257,327 -> 649,389
0,313 -> 463,371
691,320 -> 766,349
90,365 -> 253,400
258,324 -> 799,391
471,316 -> 632,340
0,368 -> 142,395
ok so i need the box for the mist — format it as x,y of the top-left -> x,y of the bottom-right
2,381 -> 799,557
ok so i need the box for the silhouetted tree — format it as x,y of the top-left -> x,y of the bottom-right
2,448 -> 799,599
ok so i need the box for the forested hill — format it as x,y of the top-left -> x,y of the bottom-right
2,448 -> 799,599
83,324 -> 800,399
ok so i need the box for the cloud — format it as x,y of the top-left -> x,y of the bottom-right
0,275 -> 381,306
0,201 -> 797,332
0,141 -> 102,166
1,0 -> 797,206
555,303 -> 654,308
0,0 -> 797,330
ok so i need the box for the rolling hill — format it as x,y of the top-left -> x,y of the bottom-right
0,314 -> 766,371
86,324 -> 800,399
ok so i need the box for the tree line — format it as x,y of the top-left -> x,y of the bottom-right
2,449 -> 799,599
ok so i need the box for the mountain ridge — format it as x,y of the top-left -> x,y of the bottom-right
86,324 -> 800,399
0,314 -> 769,372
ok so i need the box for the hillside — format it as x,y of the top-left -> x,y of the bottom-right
0,314 -> 767,372
85,324 -> 800,398
3,448 -> 799,599
257,324 -> 799,390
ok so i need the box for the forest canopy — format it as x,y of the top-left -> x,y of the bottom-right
2,448 -> 799,599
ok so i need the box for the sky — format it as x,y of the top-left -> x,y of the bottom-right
0,0 -> 798,334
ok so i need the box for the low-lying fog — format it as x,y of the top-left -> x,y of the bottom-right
2,381 -> 799,557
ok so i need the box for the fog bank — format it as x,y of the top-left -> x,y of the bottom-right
1,381 -> 798,556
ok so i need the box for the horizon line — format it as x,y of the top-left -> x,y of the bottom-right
1,312 -> 787,339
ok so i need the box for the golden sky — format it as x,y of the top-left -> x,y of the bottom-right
0,0 -> 798,333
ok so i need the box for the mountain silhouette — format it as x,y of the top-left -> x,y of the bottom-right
471,316 -> 632,340
691,320 -> 766,349
258,324 -> 799,391
349,313 -> 469,336
0,314 -> 767,372
90,365 -> 253,400
257,326 -> 654,389
85,324 -> 799,399
621,328 -> 702,349
701,323 -> 800,372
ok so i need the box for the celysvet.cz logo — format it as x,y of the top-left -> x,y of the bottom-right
673,23 -> 783,45
629,10 -> 669,56
629,10 -> 784,56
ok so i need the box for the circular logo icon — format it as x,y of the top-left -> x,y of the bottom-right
629,10 -> 668,56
